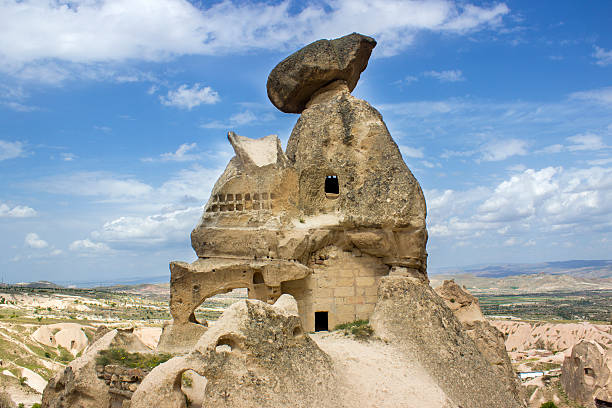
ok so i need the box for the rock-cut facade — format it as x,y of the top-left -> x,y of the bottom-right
158,33 -> 428,351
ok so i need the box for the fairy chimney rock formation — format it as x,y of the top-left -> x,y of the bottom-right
158,32 -> 428,351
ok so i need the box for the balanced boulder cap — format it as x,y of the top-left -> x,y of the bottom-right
267,33 -> 377,113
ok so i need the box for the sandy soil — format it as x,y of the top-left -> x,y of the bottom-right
311,332 -> 454,408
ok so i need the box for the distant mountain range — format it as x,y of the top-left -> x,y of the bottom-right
3,260 -> 611,292
430,259 -> 612,279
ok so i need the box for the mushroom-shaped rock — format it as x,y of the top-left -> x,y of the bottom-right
267,33 -> 376,113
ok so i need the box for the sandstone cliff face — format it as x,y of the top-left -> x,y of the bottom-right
435,280 -> 525,406
371,277 -> 525,408
561,340 -> 612,407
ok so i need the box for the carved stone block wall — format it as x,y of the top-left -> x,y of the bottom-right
282,247 -> 389,331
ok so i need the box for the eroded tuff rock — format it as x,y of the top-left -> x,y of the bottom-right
133,295 -> 340,408
42,328 -> 150,408
371,276 -> 525,408
159,32 -> 428,350
435,280 -> 525,405
561,340 -> 612,407
267,33 -> 376,113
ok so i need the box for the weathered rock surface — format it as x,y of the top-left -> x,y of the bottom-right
134,295 -> 340,408
164,32 -> 428,337
435,280 -> 525,405
561,340 -> 612,407
41,328 -> 150,408
371,276 -> 525,408
267,33 -> 376,113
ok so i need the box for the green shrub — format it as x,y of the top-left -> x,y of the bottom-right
540,402 -> 557,408
32,404 -> 42,408
334,319 -> 374,340
58,346 -> 73,362
96,348 -> 172,369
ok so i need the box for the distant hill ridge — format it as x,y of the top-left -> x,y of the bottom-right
431,259 -> 612,279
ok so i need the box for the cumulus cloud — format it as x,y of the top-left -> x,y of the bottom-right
69,239 -> 110,252
480,138 -> 528,161
25,233 -> 48,249
426,165 -> 612,241
160,84 -> 219,109
0,140 -> 27,160
423,69 -> 465,82
593,46 -> 612,67
0,0 -> 510,81
0,203 -> 37,218
91,206 -> 202,246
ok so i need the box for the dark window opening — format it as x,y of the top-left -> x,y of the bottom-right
585,367 -> 595,376
253,272 -> 264,284
325,175 -> 339,196
595,398 -> 612,408
315,311 -> 328,332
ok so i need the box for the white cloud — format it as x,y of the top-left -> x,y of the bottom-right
34,171 -> 153,201
69,239 -> 110,252
201,109 -> 269,129
0,140 -> 27,160
566,133 -> 606,151
229,111 -> 257,126
477,167 -> 559,222
400,145 -> 424,158
160,84 -> 219,110
570,87 -> 612,105
593,46 -> 612,67
427,165 -> 612,241
25,233 -> 48,249
424,69 -> 465,82
0,203 -> 37,218
61,152 -> 77,161
91,206 -> 202,246
480,138 -> 528,161
143,143 -> 201,162
0,0 -> 510,81
403,75 -> 419,85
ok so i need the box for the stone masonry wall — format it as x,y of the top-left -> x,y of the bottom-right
95,364 -> 150,408
282,246 -> 389,331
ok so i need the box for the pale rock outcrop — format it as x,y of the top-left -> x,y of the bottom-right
41,328 -> 150,408
32,323 -> 90,355
267,33 -> 376,113
371,276 -> 525,408
561,340 -> 612,407
435,280 -> 525,405
133,296 -> 340,408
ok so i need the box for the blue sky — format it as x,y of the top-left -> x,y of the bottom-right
1,0 -> 611,283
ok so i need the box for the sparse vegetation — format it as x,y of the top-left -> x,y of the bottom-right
95,348 -> 172,369
182,372 -> 193,388
540,402 -> 557,408
334,319 -> 374,340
